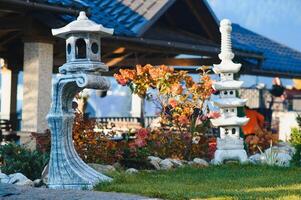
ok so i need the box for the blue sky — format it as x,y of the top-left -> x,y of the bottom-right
207,0 -> 301,51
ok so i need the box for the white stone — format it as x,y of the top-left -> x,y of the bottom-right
188,161 -> 194,166
8,173 -> 33,186
148,156 -> 162,170
33,179 -> 43,187
263,147 -> 293,167
213,149 -> 248,165
169,159 -> 184,167
193,158 -> 209,167
147,156 -> 162,163
276,142 -> 296,157
113,162 -> 122,170
88,164 -> 116,174
0,172 -> 10,184
149,160 -> 161,170
125,168 -> 139,174
159,159 -> 174,170
249,153 -> 266,164
275,153 -> 292,167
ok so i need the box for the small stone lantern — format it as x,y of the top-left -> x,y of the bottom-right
52,11 -> 113,74
210,19 -> 249,164
47,11 -> 113,190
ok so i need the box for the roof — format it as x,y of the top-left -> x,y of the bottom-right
40,0 -> 301,76
232,24 -> 301,74
44,0 -> 175,36
52,11 -> 113,38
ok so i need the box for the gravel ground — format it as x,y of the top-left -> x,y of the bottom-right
0,183 -> 160,200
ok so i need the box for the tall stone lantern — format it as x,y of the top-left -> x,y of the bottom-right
47,11 -> 113,189
210,19 -> 249,164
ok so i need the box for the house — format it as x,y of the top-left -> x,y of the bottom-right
0,0 -> 300,134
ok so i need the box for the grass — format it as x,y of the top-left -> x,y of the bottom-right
95,164 -> 301,200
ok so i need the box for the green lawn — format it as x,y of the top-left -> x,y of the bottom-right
95,164 -> 301,200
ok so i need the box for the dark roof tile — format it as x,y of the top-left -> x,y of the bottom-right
232,23 -> 301,73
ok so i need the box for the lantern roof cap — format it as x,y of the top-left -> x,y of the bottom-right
213,80 -> 244,90
211,116 -> 249,127
52,11 -> 113,38
212,97 -> 247,108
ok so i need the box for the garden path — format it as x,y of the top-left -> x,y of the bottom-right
0,183 -> 160,200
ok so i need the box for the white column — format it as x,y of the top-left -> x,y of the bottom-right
22,42 -> 53,133
130,94 -> 142,118
0,66 -> 12,120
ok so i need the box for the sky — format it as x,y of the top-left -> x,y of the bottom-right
207,0 -> 301,51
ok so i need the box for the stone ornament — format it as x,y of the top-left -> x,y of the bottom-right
47,11 -> 113,189
52,11 -> 113,74
211,19 -> 249,164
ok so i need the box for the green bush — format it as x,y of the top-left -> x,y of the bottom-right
290,127 -> 301,145
0,143 -> 49,180
290,127 -> 301,166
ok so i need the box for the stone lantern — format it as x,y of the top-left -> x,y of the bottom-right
210,19 -> 249,164
52,11 -> 112,74
47,11 -> 113,189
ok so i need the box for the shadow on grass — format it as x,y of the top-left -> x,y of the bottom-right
95,164 -> 301,200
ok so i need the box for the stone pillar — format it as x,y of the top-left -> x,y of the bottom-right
1,67 -> 12,120
130,94 -> 142,117
22,42 -> 53,133
130,94 -> 145,126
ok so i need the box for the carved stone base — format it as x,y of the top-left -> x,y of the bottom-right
212,149 -> 248,165
47,74 -> 112,190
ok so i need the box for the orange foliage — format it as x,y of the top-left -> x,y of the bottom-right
114,64 -> 217,160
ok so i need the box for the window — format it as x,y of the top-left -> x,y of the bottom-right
67,43 -> 71,55
91,42 -> 99,54
75,38 -> 86,59
232,128 -> 236,134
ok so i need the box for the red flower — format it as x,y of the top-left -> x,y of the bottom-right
134,138 -> 147,148
171,83 -> 183,95
137,128 -> 148,139
168,98 -> 178,108
114,74 -> 128,86
178,115 -> 189,125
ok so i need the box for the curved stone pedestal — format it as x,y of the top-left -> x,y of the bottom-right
212,149 -> 248,165
47,74 -> 112,190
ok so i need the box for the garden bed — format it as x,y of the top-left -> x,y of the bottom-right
95,164 -> 301,200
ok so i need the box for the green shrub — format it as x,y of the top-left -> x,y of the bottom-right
0,143 -> 49,180
290,127 -> 301,166
290,127 -> 301,145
